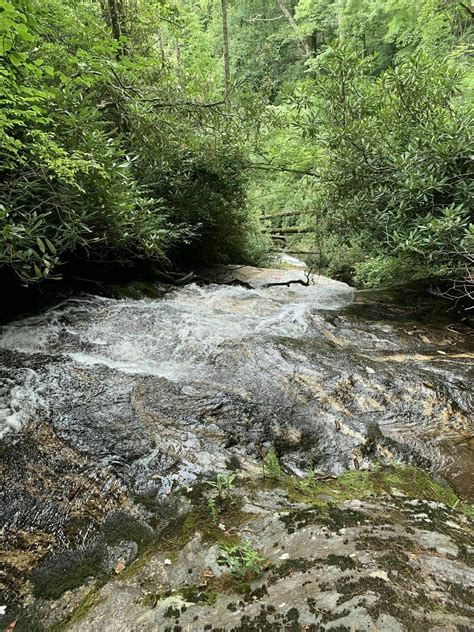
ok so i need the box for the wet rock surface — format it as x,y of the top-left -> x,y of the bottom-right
16,470 -> 474,632
0,266 -> 472,629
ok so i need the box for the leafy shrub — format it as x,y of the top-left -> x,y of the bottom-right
294,46 -> 474,288
354,255 -> 437,288
0,0 -> 265,286
0,1 -> 172,282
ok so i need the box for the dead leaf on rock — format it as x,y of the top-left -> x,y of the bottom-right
114,558 -> 126,574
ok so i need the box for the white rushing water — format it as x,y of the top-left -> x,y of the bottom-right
0,270 -> 353,401
0,266 -> 471,500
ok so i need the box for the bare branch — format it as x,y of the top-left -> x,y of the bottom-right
459,2 -> 474,18
430,252 -> 474,310
244,14 -> 285,23
262,267 -> 314,288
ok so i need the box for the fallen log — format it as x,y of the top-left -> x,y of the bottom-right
262,226 -> 316,234
260,210 -> 312,220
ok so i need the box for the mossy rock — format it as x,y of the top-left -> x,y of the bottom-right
31,543 -> 106,600
285,465 -> 469,513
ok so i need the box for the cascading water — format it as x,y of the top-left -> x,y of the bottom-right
0,265 -> 472,619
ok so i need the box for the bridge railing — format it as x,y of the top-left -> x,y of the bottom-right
260,210 -> 317,256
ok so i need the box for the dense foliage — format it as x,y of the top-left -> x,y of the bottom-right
296,48 -> 473,286
0,0 -> 264,284
239,0 -> 473,288
1,0 -> 473,292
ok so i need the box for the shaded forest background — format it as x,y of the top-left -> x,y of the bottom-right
1,0 -> 473,293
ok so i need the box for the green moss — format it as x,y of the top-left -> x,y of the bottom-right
378,552 -> 415,578
49,587 -> 102,632
459,503 -> 474,519
180,585 -> 218,606
140,592 -> 164,608
139,587 -> 209,610
449,583 -> 474,611
138,573 -> 260,613
335,571 -> 472,629
31,544 -> 106,600
281,504 -> 371,533
268,558 -> 314,585
337,576 -> 397,609
324,554 -> 361,570
374,467 -> 458,505
458,544 -> 474,566
204,572 -> 255,598
355,535 -> 416,552
118,492 -> 255,583
114,547 -> 155,582
159,495 -> 253,555
102,510 -> 154,551
284,466 -> 471,515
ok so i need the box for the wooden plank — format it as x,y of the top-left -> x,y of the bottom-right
271,248 -> 321,255
260,210 -> 312,220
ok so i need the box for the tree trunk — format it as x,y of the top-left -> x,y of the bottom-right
108,0 -> 122,41
221,0 -> 231,99
275,0 -> 311,58
99,0 -> 111,27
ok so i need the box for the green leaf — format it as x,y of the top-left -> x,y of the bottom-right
9,51 -> 26,67
45,237 -> 56,254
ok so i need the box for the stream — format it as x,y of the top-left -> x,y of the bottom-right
1,264 -> 473,626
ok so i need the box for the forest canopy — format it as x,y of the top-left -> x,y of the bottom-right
0,0 -> 473,292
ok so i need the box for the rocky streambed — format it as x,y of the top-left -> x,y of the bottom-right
0,266 -> 473,630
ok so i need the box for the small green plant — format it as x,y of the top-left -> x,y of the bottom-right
298,468 -> 322,492
262,448 -> 282,479
207,498 -> 218,523
206,472 -> 237,501
217,541 -> 264,577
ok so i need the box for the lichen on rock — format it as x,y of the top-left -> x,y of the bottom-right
20,466 -> 472,632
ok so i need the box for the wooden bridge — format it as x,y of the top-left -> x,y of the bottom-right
260,210 -> 318,256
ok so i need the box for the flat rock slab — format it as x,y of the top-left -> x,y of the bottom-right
25,474 -> 474,632
199,264 -> 355,309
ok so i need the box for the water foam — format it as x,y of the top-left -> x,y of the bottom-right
0,275 -> 353,437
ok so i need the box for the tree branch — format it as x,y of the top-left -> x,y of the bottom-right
141,98 -> 226,108
262,268 -> 313,288
109,67 -> 226,109
459,2 -> 474,18
244,14 -> 285,22
275,0 -> 311,58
